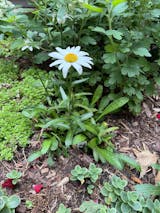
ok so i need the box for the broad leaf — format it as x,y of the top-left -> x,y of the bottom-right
72,134 -> 87,145
97,97 -> 129,121
133,48 -> 151,57
41,139 -> 52,154
91,85 -> 103,106
135,184 -> 160,197
65,130 -> 73,147
6,195 -> 21,209
28,151 -> 42,162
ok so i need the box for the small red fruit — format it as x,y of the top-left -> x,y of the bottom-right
33,184 -> 43,193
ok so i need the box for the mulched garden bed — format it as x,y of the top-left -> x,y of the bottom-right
0,96 -> 160,213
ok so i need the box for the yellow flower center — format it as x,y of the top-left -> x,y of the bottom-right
64,53 -> 78,63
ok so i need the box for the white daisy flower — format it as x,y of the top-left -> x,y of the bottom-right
48,46 -> 93,78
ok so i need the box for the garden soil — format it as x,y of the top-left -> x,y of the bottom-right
0,97 -> 160,213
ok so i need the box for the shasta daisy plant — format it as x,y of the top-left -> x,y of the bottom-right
48,46 -> 93,78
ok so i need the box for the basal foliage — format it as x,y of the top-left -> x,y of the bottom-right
0,60 -> 48,160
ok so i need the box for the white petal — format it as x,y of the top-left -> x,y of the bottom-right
62,63 -> 71,78
29,46 -> 33,51
55,47 -> 68,55
21,46 -> 27,51
75,46 -> 81,51
77,61 -> 92,69
49,60 -> 64,67
48,52 -> 63,59
79,51 -> 89,56
72,63 -> 83,75
78,58 -> 93,66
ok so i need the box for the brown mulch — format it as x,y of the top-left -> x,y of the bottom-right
0,97 -> 160,213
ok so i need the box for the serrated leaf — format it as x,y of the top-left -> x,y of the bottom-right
34,52 -> 50,64
103,53 -> 116,64
106,30 -> 123,40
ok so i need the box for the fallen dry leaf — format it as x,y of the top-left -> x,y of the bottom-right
131,176 -> 143,184
155,171 -> 160,184
133,148 -> 158,178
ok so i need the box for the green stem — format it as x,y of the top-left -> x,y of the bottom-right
37,71 -> 50,97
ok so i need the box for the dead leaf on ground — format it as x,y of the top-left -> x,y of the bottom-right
133,147 -> 158,178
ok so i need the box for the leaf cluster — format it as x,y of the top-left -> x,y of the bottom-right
0,188 -> 21,213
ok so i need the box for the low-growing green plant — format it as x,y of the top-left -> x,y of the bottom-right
71,163 -> 102,183
0,188 -> 21,213
70,163 -> 102,193
56,203 -> 71,213
25,200 -> 33,209
100,175 -> 160,213
6,170 -> 22,185
0,60 -> 49,160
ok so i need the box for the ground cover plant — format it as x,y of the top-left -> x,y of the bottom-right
0,0 -> 159,212
0,60 -> 48,160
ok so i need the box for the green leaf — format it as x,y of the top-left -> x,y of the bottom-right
129,201 -> 142,211
60,86 -> 68,101
28,151 -> 42,162
112,2 -> 128,16
50,137 -> 58,151
103,53 -> 116,64
96,147 -> 124,170
65,130 -> 73,147
72,134 -> 87,145
120,203 -> 131,213
41,139 -> 52,154
133,48 -> 151,57
92,27 -> 106,35
150,9 -> 160,18
84,123 -> 97,135
56,203 -> 71,213
97,97 -> 129,121
82,3 -> 103,13
34,52 -> 50,64
151,163 -> 160,171
6,195 -> 21,209
42,118 -> 70,129
80,112 -> 93,121
106,30 -> 123,40
6,170 -> 22,179
119,154 -> 141,171
135,184 -> 160,197
0,198 -> 5,211
91,85 -> 103,107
